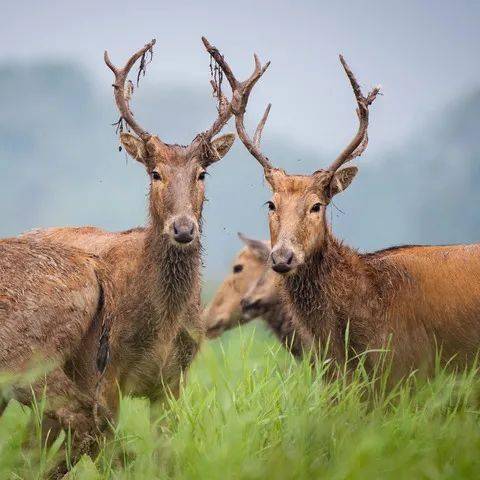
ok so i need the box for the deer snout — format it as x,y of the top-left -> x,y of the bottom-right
206,318 -> 227,338
171,216 -> 196,244
271,246 -> 296,274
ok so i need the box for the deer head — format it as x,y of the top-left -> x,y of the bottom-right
222,55 -> 380,273
203,233 -> 273,337
104,39 -> 269,247
238,234 -> 279,320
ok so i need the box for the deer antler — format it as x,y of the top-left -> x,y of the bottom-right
327,55 -> 381,172
196,37 -> 271,168
104,39 -> 157,142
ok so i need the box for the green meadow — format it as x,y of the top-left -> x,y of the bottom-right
1,322 -> 480,479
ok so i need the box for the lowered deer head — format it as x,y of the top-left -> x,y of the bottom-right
220,55 -> 380,273
104,39 -> 269,247
203,233 -> 272,337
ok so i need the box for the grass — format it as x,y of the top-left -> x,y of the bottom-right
1,322 -> 480,479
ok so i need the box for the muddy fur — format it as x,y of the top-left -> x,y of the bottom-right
0,237 -> 114,458
25,216 -> 202,412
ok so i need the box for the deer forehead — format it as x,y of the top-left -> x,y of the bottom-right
271,172 -> 333,206
153,157 -> 202,177
237,248 -> 264,267
271,177 -> 323,205
150,145 -> 195,165
269,174 -> 316,193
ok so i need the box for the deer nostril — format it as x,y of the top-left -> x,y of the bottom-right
286,251 -> 293,265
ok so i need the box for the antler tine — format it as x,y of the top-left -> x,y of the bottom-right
210,80 -> 229,117
200,38 -> 272,171
235,103 -> 273,171
328,54 -> 381,172
189,38 -> 271,158
104,39 -> 156,142
202,37 -> 238,91
253,103 -> 271,147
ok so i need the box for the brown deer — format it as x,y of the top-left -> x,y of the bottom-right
0,236 -> 115,468
216,53 -> 480,382
203,233 -> 306,358
18,37 -> 270,432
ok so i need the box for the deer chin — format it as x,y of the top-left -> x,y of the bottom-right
243,303 -> 269,320
241,296 -> 272,319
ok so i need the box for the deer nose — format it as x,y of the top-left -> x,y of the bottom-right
241,297 -> 261,313
172,216 -> 196,244
271,247 -> 295,274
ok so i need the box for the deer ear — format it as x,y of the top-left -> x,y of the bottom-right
328,166 -> 358,197
120,133 -> 147,164
238,232 -> 270,262
207,133 -> 235,165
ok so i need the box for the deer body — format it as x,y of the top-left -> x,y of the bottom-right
284,236 -> 480,378
24,200 -> 203,405
0,237 -> 102,371
0,237 -> 110,439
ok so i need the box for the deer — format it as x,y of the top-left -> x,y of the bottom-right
15,37 -> 270,460
0,236 -> 116,472
212,52 -> 480,383
203,233 -> 307,358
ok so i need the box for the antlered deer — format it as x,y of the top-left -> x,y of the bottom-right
19,38 -> 270,426
213,52 -> 480,381
203,233 -> 306,358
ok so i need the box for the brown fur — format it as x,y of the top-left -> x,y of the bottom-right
264,169 -> 480,381
0,237 -> 113,458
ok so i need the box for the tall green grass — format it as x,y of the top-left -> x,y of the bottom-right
1,322 -> 480,479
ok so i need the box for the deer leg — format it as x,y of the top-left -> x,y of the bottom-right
162,327 -> 201,401
13,366 -> 113,471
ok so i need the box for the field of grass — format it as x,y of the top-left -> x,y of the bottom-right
1,322 -> 480,479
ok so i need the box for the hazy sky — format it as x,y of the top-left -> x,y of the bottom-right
2,0 -> 479,159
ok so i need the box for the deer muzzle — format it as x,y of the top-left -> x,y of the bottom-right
171,215 -> 197,245
270,246 -> 296,274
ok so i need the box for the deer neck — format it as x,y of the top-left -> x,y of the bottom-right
282,234 -> 369,361
136,208 -> 201,337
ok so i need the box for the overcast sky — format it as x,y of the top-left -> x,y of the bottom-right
2,0 -> 479,159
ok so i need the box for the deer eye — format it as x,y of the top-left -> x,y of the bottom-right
152,171 -> 162,181
310,203 -> 322,213
233,264 -> 243,274
198,171 -> 207,181
266,201 -> 276,212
